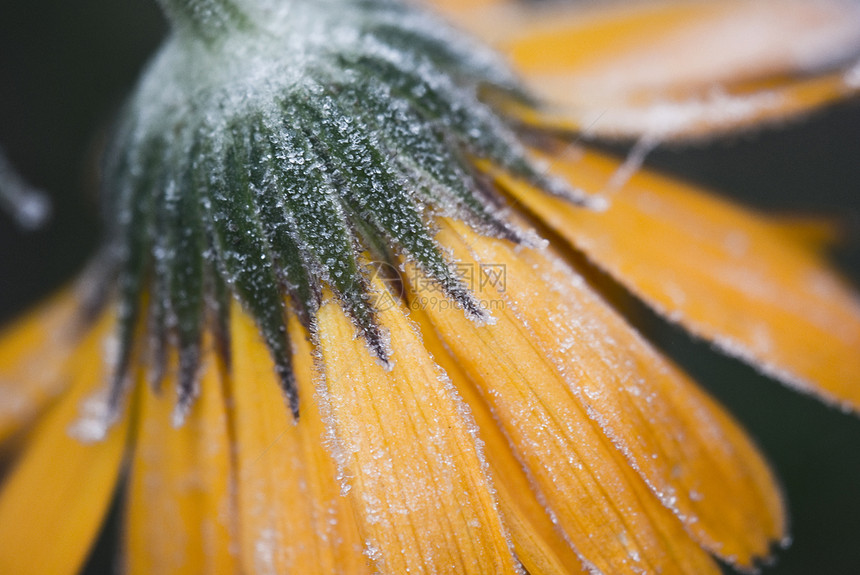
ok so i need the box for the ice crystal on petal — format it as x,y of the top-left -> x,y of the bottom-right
67,388 -> 113,443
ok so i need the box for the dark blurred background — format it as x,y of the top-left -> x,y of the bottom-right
1,1 -> 859,573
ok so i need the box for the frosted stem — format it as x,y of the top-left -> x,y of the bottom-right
156,0 -> 251,42
0,146 -> 51,230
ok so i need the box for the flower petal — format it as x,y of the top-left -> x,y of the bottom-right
502,0 -> 860,87
514,69 -> 860,140
0,288 -> 88,445
0,311 -> 128,575
124,346 -> 238,574
424,0 -> 500,17
453,219 -> 785,564
459,0 -> 860,139
410,306 -> 588,575
499,148 -> 860,412
770,215 -> 844,253
229,305 -> 370,574
415,220 -> 723,574
316,287 -> 518,574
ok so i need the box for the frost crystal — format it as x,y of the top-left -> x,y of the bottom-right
100,0 -> 579,419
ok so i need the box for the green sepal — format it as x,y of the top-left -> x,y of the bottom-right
201,120 -> 299,419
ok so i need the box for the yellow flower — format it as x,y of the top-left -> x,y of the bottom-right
1,0 -> 859,574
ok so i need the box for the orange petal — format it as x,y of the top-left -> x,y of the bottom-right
124,344 -> 238,574
458,220 -> 784,563
494,0 -> 860,139
514,69 -> 860,140
423,0 -> 502,18
316,287 -> 518,574
422,0 -> 542,47
0,287 -> 89,445
499,148 -> 860,412
0,310 -> 129,575
769,214 -> 844,252
229,304 -> 370,574
414,220 -> 723,574
410,305 -> 588,575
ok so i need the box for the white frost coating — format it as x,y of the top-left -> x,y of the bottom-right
660,280 -> 688,310
582,216 -> 860,416
706,257 -> 860,344
308,347 -> 354,500
253,527 -> 279,575
845,59 -> 860,87
583,194 -> 610,213
408,314 -> 524,574
67,331 -> 126,443
710,332 -> 856,414
0,383 -> 28,420
130,0 -> 512,142
130,3 -> 367,140
557,0 -> 860,96
451,240 -> 659,570
461,233 -> 782,564
602,134 -> 660,196
67,388 -> 112,443
722,229 -> 751,258
0,146 -> 52,230
112,0 -> 551,404
312,297 -> 522,572
582,89 -> 784,139
0,268 -> 103,427
101,331 -> 122,373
